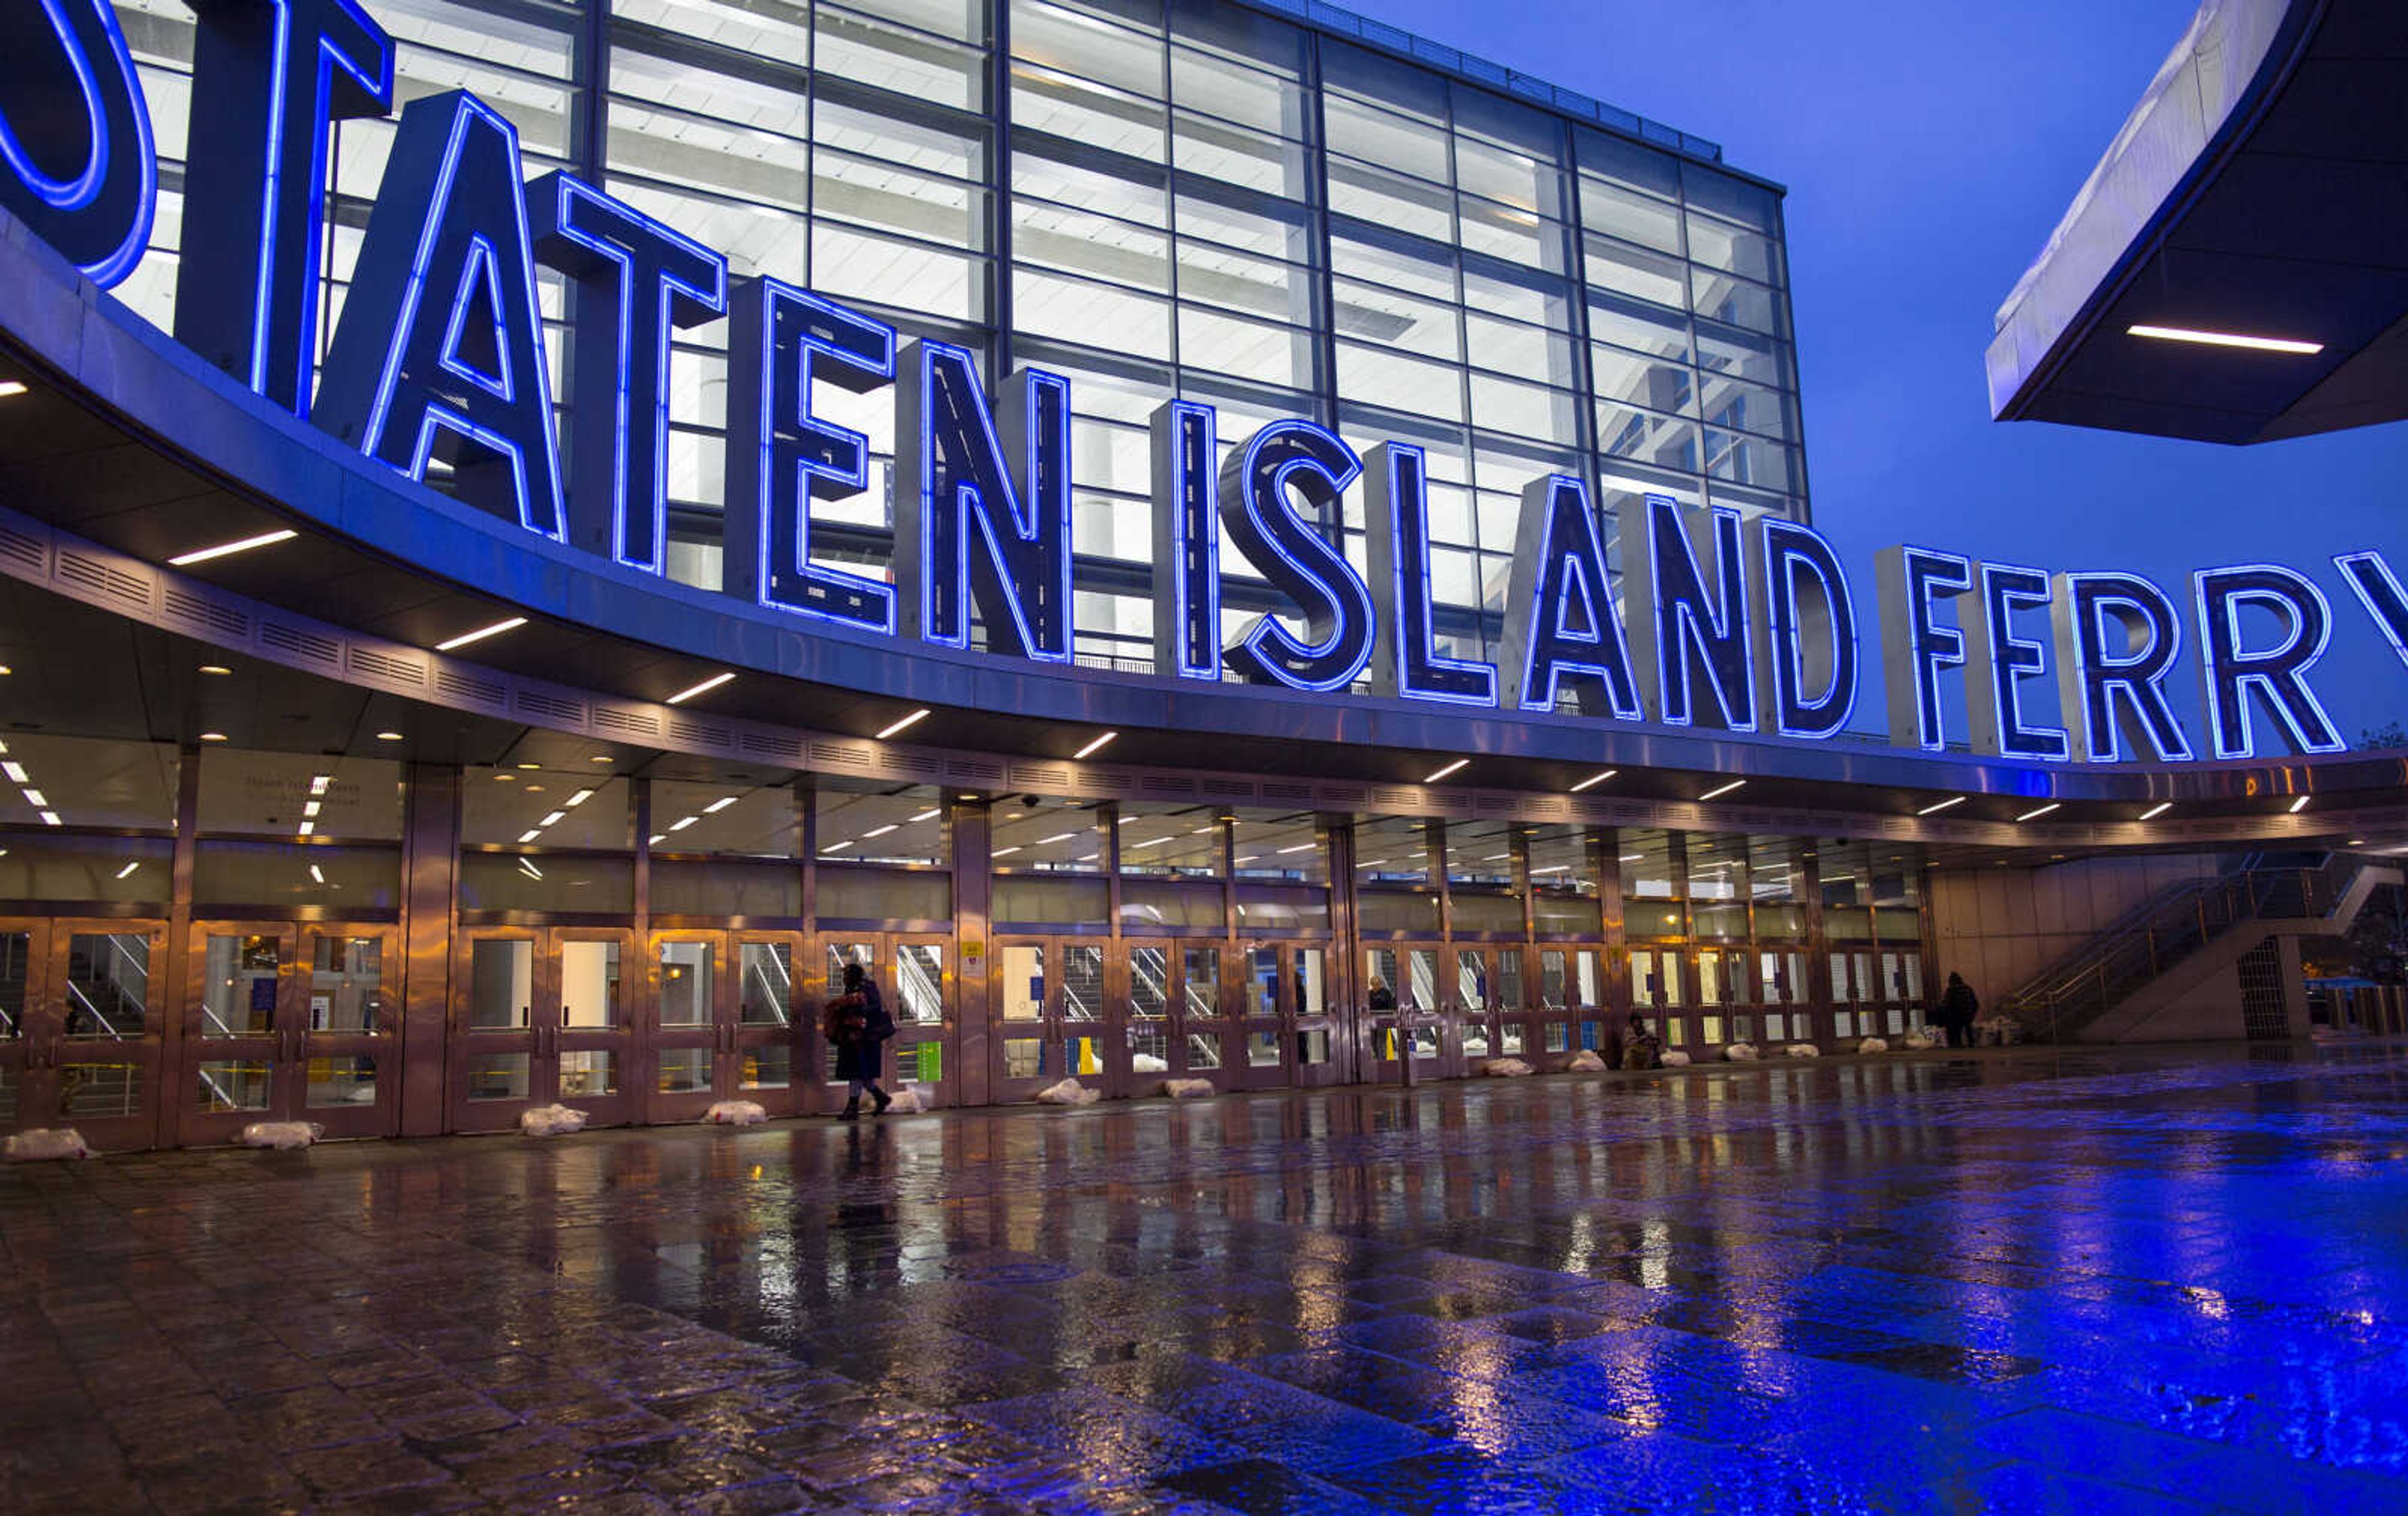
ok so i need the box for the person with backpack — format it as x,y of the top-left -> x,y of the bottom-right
1938,972 -> 1980,1048
823,961 -> 895,1118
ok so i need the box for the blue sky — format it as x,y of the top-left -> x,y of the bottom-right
1369,0 -> 2408,745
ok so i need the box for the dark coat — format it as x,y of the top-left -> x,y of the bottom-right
1939,980 -> 1979,1026
828,981 -> 892,1081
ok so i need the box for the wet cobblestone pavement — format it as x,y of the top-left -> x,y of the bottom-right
8,1044 -> 2408,1513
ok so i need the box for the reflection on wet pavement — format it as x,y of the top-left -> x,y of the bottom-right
8,1043 -> 2408,1512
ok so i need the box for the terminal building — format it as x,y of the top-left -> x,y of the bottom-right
0,0 -> 2400,1150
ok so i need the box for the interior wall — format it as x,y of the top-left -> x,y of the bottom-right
1927,853 -> 2223,1004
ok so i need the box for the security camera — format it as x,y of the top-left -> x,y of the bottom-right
1020,794 -> 1041,807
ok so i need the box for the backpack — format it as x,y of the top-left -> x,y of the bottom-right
860,980 -> 895,1043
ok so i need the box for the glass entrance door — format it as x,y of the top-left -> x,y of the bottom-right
0,920 -> 169,1151
988,936 -> 1112,1100
182,922 -> 398,1143
1237,943 -> 1341,1089
818,934 -> 951,1112
1366,944 -> 1448,1081
450,927 -> 637,1133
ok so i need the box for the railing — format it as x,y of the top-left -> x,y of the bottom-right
895,952 -> 941,1024
2007,856 -> 2368,1043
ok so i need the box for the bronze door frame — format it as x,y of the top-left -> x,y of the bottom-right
40,919 -> 171,1152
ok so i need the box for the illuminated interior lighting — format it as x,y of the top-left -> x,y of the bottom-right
2127,324 -> 2323,356
517,829 -> 540,843
909,808 -> 941,823
167,527 -> 297,566
1234,855 -> 1258,864
2347,838 -> 2367,847
0,381 -> 26,398
702,796 -> 739,814
648,834 -> 665,845
2288,796 -> 2310,814
539,811 -> 566,827
822,839 -> 854,853
199,732 -> 228,743
667,671 -> 734,704
1036,832 -> 1077,845
38,810 -> 60,827
1356,858 -> 1388,869
517,761 -> 540,770
0,665 -> 11,676
375,731 -> 403,741
434,615 -> 526,652
1423,757 -> 1470,783
308,864 -> 325,884
0,763 -> 22,783
668,815 -> 698,831
296,820 -> 314,836
566,789 -> 593,807
2140,801 -> 2173,820
1699,778 -> 1746,800
1129,835 -> 1173,849
517,858 -> 544,880
309,775 -> 331,796
1277,842 -> 1318,854
1484,852 -> 1511,861
1078,852 -> 1099,862
1620,852 -> 1643,862
114,861 -> 139,880
302,800 -> 320,818
1916,797 -> 1965,816
2015,803 -> 2060,822
198,664 -> 232,676
1570,770 -> 1617,792
19,789 -> 44,808
990,845 -> 1020,857
876,708 -> 931,740
1074,731 -> 1118,760
1531,864 -> 1571,875
862,824 -> 898,839
589,754 -> 613,763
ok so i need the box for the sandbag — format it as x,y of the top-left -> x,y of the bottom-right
1660,1050 -> 1692,1067
1161,1078 -> 1214,1099
238,1121 -> 322,1150
1483,1057 -> 1534,1077
1857,1037 -> 1889,1054
1901,1031 -> 1938,1051
1131,1052 -> 1170,1073
884,1086 -> 932,1114
1722,1042 -> 1760,1062
4,1128 -> 91,1161
1035,1078 -> 1099,1106
1565,1049 -> 1607,1072
704,1100 -> 767,1126
1782,1044 -> 1820,1059
519,1103 -> 589,1136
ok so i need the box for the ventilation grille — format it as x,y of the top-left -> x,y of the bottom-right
2237,940 -> 2287,1041
0,524 -> 43,574
1012,765 -> 1070,790
258,619 -> 339,669
1085,772 -> 1133,794
1261,782 -> 1312,803
436,667 -> 507,709
515,689 -> 585,725
162,586 -> 248,641
1316,785 -> 1365,805
346,646 -> 425,689
594,706 -> 661,739
1141,776 -> 1196,798
740,730 -> 806,763
810,740 -> 870,769
669,715 -> 732,749
56,549 -> 150,609
1371,787 -> 1420,809
947,757 -> 1003,782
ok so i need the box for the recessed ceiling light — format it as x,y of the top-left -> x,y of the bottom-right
1699,778 -> 1745,800
434,615 -> 527,652
667,671 -> 734,704
517,761 -> 539,770
167,527 -> 297,567
1074,731 -> 1118,760
2288,796 -> 2310,814
0,665 -> 11,676
198,664 -> 232,676
877,708 -> 931,740
37,810 -> 59,826
199,731 -> 228,743
114,861 -> 139,880
2127,324 -> 2322,356
2140,801 -> 2173,820
2347,838 -> 2366,847
309,864 -> 325,884
589,754 -> 613,763
1424,757 -> 1469,783
1570,770 -> 1616,792
2015,803 -> 2059,822
494,773 -> 515,782
909,808 -> 941,823
703,796 -> 739,814
1916,797 -> 1965,816
375,730 -> 403,741
0,381 -> 27,398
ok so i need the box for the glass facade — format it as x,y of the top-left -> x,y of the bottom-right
105,0 -> 1802,688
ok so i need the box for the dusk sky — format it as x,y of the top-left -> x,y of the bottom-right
1371,0 -> 2408,746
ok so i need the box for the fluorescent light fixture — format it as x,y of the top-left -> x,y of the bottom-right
2015,803 -> 2061,822
876,708 -> 931,740
1916,797 -> 1965,816
909,808 -> 941,823
517,858 -> 544,880
2288,796 -> 2310,814
0,665 -> 10,676
1036,831 -> 1077,845
1277,842 -> 1317,854
566,789 -> 593,807
589,754 -> 613,763
375,731 -> 403,741
308,864 -> 325,884
296,820 -> 314,836
822,839 -> 853,853
703,796 -> 738,814
862,824 -> 898,839
667,671 -> 733,704
1234,855 -> 1258,864
167,527 -> 297,566
1074,731 -> 1118,760
114,861 -> 139,880
198,664 -> 231,676
435,615 -> 526,652
668,815 -> 698,831
0,381 -> 26,398
1699,778 -> 1746,801
539,810 -> 566,826
19,789 -> 44,808
1424,757 -> 1469,783
1356,858 -> 1388,869
199,732 -> 228,743
38,810 -> 59,827
1531,864 -> 1571,875
1570,770 -> 1617,792
302,801 -> 320,818
2140,801 -> 2173,820
0,763 -> 23,783
517,829 -> 541,842
1078,852 -> 1099,862
990,845 -> 1021,857
2348,839 -> 2367,847
648,834 -> 665,845
309,775 -> 331,796
1129,835 -> 1173,849
1484,852 -> 1511,861
517,761 -> 540,771
2127,324 -> 2323,356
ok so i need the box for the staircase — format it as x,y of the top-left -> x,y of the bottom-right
2004,854 -> 2397,1042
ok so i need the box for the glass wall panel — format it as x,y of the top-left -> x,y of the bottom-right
653,782 -> 802,859
1116,805 -> 1223,877
457,853 -> 636,914
198,751 -> 403,839
991,802 -> 1108,872
463,771 -> 633,850
1231,810 -> 1323,883
815,783 -> 948,865
0,736 -> 178,832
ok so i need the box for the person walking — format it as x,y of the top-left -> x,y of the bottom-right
1938,972 -> 1980,1048
823,962 -> 895,1118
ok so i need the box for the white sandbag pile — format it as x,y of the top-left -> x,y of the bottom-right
1161,1078 -> 1214,1099
1035,1078 -> 1099,1106
238,1121 -> 323,1150
1483,1057 -> 1535,1077
1565,1050 -> 1607,1072
4,1128 -> 92,1161
1131,1052 -> 1170,1073
1857,1036 -> 1889,1054
704,1100 -> 768,1126
1901,1031 -> 1938,1051
1783,1044 -> 1820,1059
1722,1042 -> 1760,1062
1661,1050 -> 1692,1067
519,1103 -> 589,1136
884,1086 -> 933,1113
